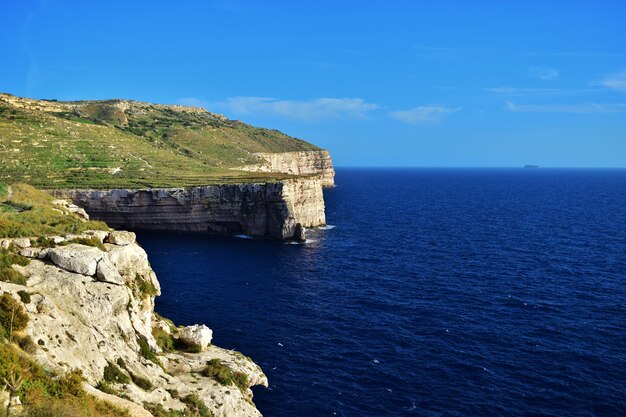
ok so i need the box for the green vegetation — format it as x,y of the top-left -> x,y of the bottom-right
0,183 -> 108,238
137,336 -> 160,366
201,359 -> 248,393
0,94 -> 320,189
180,394 -> 213,417
0,292 -> 29,340
135,274 -> 158,300
152,327 -> 175,352
103,362 -> 130,384
17,290 -> 30,304
144,394 -> 214,417
64,236 -> 107,251
0,343 -> 130,416
129,371 -> 153,391
0,250 -> 29,285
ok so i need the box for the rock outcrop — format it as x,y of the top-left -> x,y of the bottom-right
239,150 -> 335,187
55,176 -> 326,240
1,231 -> 267,417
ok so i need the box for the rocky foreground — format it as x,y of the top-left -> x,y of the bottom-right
0,229 -> 267,417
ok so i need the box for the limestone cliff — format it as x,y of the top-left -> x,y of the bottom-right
55,176 -> 325,240
238,151 -> 335,187
1,231 -> 267,417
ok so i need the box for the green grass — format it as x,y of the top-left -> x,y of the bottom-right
201,359 -> 249,393
0,343 -> 130,417
0,183 -> 108,238
0,94 -> 321,189
0,250 -> 30,285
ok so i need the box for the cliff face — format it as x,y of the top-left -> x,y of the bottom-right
239,151 -> 335,187
55,177 -> 325,240
1,230 -> 267,417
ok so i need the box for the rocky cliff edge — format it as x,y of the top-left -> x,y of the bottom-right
0,230 -> 267,417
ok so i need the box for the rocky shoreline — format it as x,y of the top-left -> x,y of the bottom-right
1,229 -> 267,416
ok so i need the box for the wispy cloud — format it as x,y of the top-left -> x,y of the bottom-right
485,87 -> 600,97
389,106 -> 459,124
505,101 -> 626,114
529,66 -> 558,80
517,51 -> 625,58
203,96 -> 378,121
600,71 -> 626,93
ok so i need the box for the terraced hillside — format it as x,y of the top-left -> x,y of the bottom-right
0,93 -> 320,189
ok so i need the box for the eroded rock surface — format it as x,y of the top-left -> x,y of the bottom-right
1,235 -> 267,417
56,176 -> 326,240
239,150 -> 335,187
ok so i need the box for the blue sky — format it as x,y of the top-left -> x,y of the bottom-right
2,0 -> 625,167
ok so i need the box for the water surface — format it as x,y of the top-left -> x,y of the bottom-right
138,168 -> 626,417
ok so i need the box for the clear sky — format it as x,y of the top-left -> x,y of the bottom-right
2,0 -> 625,167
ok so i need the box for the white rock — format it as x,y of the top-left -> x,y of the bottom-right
96,258 -> 125,285
178,324 -> 213,350
14,237 -> 32,248
84,230 -> 110,242
49,244 -> 104,276
20,247 -> 43,258
107,231 -> 136,246
50,236 -> 66,244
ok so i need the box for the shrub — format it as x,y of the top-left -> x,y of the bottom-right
135,274 -> 158,299
17,290 -> 31,304
0,249 -> 29,285
137,336 -> 160,365
57,369 -> 85,398
152,327 -> 175,352
129,371 -> 153,391
201,359 -> 248,392
103,362 -> 130,384
181,394 -> 213,417
0,292 -> 29,339
96,380 -> 120,396
16,334 -> 37,354
0,344 -> 130,416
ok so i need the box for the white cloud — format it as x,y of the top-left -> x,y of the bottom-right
485,87 -> 600,97
601,71 -> 626,92
529,66 -> 559,80
389,106 -> 459,124
208,96 -> 378,121
505,101 -> 626,113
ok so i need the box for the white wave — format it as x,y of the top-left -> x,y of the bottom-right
318,224 -> 336,230
284,239 -> 317,245
234,234 -> 254,239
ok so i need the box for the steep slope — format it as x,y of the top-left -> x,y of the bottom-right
0,184 -> 267,417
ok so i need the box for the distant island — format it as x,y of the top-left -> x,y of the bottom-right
524,165 -> 539,168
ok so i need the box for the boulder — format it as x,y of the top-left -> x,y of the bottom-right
48,244 -> 104,276
178,324 -> 213,351
96,258 -> 125,285
294,223 -> 306,242
107,231 -> 136,246
12,238 -> 31,248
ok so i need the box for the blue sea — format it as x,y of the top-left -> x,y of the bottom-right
137,168 -> 626,417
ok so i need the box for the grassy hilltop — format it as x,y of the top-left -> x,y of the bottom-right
0,93 -> 320,189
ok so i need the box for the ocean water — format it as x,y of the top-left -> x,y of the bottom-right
137,168 -> 626,417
